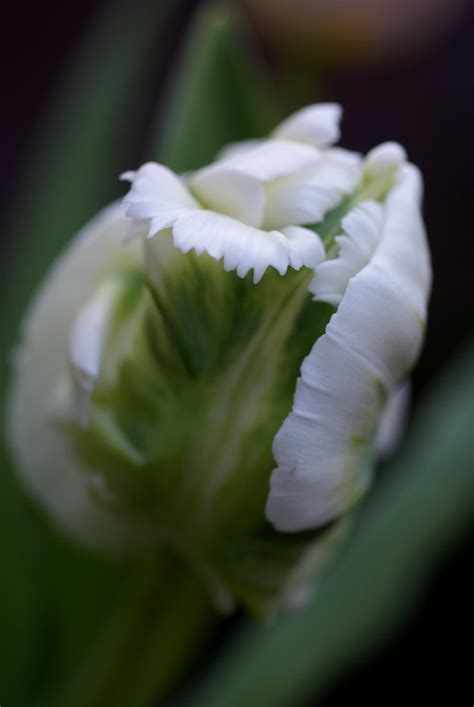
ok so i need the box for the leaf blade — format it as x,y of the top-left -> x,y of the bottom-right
154,5 -> 281,173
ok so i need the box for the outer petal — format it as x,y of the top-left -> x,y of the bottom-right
121,162 -> 199,236
172,211 -> 320,283
266,164 -> 431,532
375,381 -> 410,461
7,204 -> 151,549
69,279 -> 122,424
121,162 -> 198,210
272,103 -> 342,148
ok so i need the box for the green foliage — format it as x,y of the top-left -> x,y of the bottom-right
0,1 -> 188,705
153,4 -> 281,171
0,0 -> 178,381
0,2 -> 286,705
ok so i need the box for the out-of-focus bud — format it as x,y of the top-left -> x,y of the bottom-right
242,0 -> 468,67
8,104 -> 431,614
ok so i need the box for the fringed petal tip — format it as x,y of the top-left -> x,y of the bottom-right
172,211 -> 325,284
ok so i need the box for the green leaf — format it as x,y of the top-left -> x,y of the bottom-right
0,0 -> 178,385
39,550 -> 213,707
0,451 -> 40,706
153,4 -> 282,173
179,341 -> 474,707
0,1 -> 179,703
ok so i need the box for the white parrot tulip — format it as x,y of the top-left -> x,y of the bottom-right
7,103 -> 431,612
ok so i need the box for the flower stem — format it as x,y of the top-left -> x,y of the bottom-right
57,549 -> 214,707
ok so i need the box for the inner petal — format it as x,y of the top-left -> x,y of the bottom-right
189,167 -> 265,228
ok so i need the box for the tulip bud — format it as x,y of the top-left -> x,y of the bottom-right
7,104 -> 431,614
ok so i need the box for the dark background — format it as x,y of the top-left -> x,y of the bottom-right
1,0 -> 472,703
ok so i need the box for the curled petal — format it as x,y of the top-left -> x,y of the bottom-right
364,142 -> 407,179
266,165 -> 431,532
310,200 -> 384,306
121,162 -> 198,235
121,162 -> 198,209
172,211 -> 319,283
279,226 -> 326,270
273,103 -> 342,148
69,279 -> 120,424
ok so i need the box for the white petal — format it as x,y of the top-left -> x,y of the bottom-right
189,167 -> 265,228
264,148 -> 362,230
146,204 -> 198,237
206,139 -> 321,182
266,164 -> 431,532
121,162 -> 198,208
172,212 -> 326,282
375,381 -> 410,461
273,103 -> 342,148
364,142 -> 407,180
172,210 -> 290,283
309,148 -> 363,193
266,340 -> 382,531
310,200 -> 384,305
265,182 -> 340,231
122,162 -> 199,236
7,204 -> 150,549
217,138 -> 264,161
69,280 -> 121,425
279,226 -> 326,270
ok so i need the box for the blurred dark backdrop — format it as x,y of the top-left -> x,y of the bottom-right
1,0 -> 472,704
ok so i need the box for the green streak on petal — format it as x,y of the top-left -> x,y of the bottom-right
66,242 -> 335,612
306,166 -> 399,255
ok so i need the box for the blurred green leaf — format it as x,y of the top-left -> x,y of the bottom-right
0,0 -> 178,378
179,341 -> 474,707
0,451 -> 39,706
154,4 -> 281,172
38,550 -> 212,707
1,2 -> 285,706
0,1 -> 178,704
